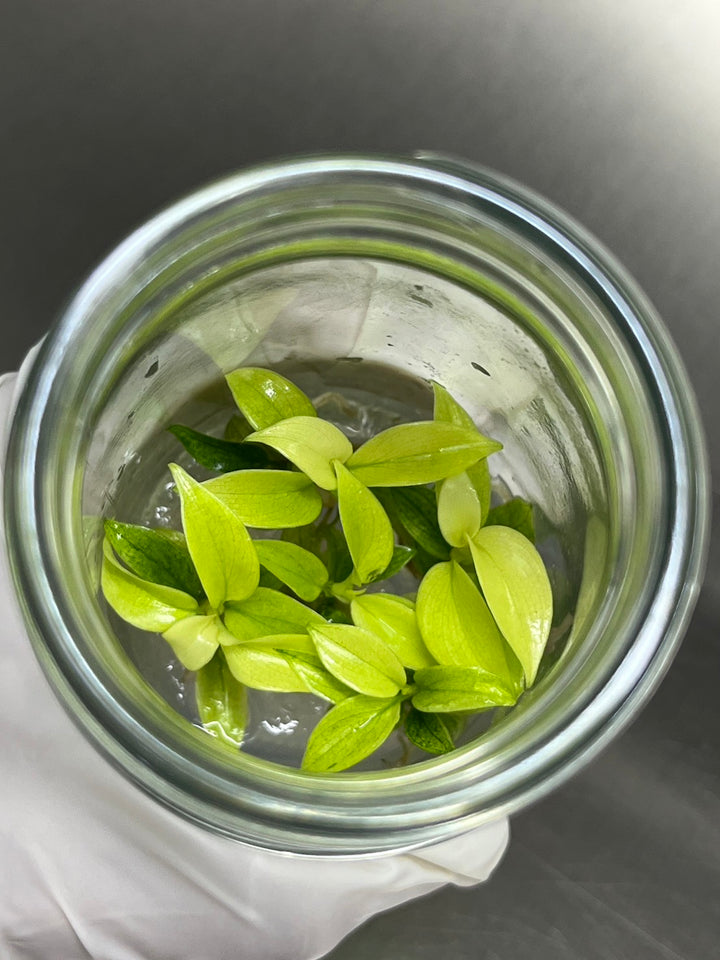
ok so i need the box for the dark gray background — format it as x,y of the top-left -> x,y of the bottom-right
2,2 -> 718,957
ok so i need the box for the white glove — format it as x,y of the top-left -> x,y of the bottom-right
0,355 -> 509,960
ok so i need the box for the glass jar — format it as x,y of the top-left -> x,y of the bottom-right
4,155 -> 709,855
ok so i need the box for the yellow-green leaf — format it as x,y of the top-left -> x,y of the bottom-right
163,614 -> 235,670
334,461 -> 394,585
350,594 -> 434,670
254,539 -> 328,602
468,525 -> 552,686
223,587 -> 326,642
226,366 -> 316,429
415,560 -> 521,683
347,421 -> 501,487
245,416 -> 352,490
436,471 -> 483,548
412,665 -> 519,712
302,695 -> 401,772
101,540 -> 198,632
170,464 -> 259,609
195,651 -> 248,749
308,623 -> 407,698
204,469 -> 323,528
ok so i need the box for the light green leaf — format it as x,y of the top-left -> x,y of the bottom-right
413,665 -> 519,712
101,540 -> 198,632
103,520 -> 203,599
308,623 -> 407,698
163,614 -> 235,671
254,539 -> 329,602
347,421 -> 501,487
404,707 -> 456,755
416,560 -> 521,684
367,545 -> 416,583
436,472 -> 482,548
195,651 -> 247,749
223,643 -> 313,692
245,417 -> 352,491
485,497 -> 535,542
376,487 -> 450,560
170,464 -> 259,609
204,469 -> 323,528
288,654 -> 354,704
226,366 -> 317,429
302,695 -> 401,773
223,587 -> 327,642
431,381 -> 477,432
334,461 -> 394,585
350,594 -> 435,670
468,525 -> 552,687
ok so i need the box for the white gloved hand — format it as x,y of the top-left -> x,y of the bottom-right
0,356 -> 509,960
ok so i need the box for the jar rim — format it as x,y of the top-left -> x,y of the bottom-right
4,155 -> 710,854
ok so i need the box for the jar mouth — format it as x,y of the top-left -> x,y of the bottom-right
4,155 -> 710,855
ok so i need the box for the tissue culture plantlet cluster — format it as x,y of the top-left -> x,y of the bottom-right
101,367 -> 553,772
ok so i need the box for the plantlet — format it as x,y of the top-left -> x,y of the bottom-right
101,367 -> 553,771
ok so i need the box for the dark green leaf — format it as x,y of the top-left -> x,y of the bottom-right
321,525 -> 354,583
168,424 -> 275,472
195,651 -> 248,748
367,545 -> 416,584
103,520 -> 203,599
404,708 -> 456,755
376,487 -> 450,561
485,497 -> 536,542
302,695 -> 401,772
315,599 -> 354,624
